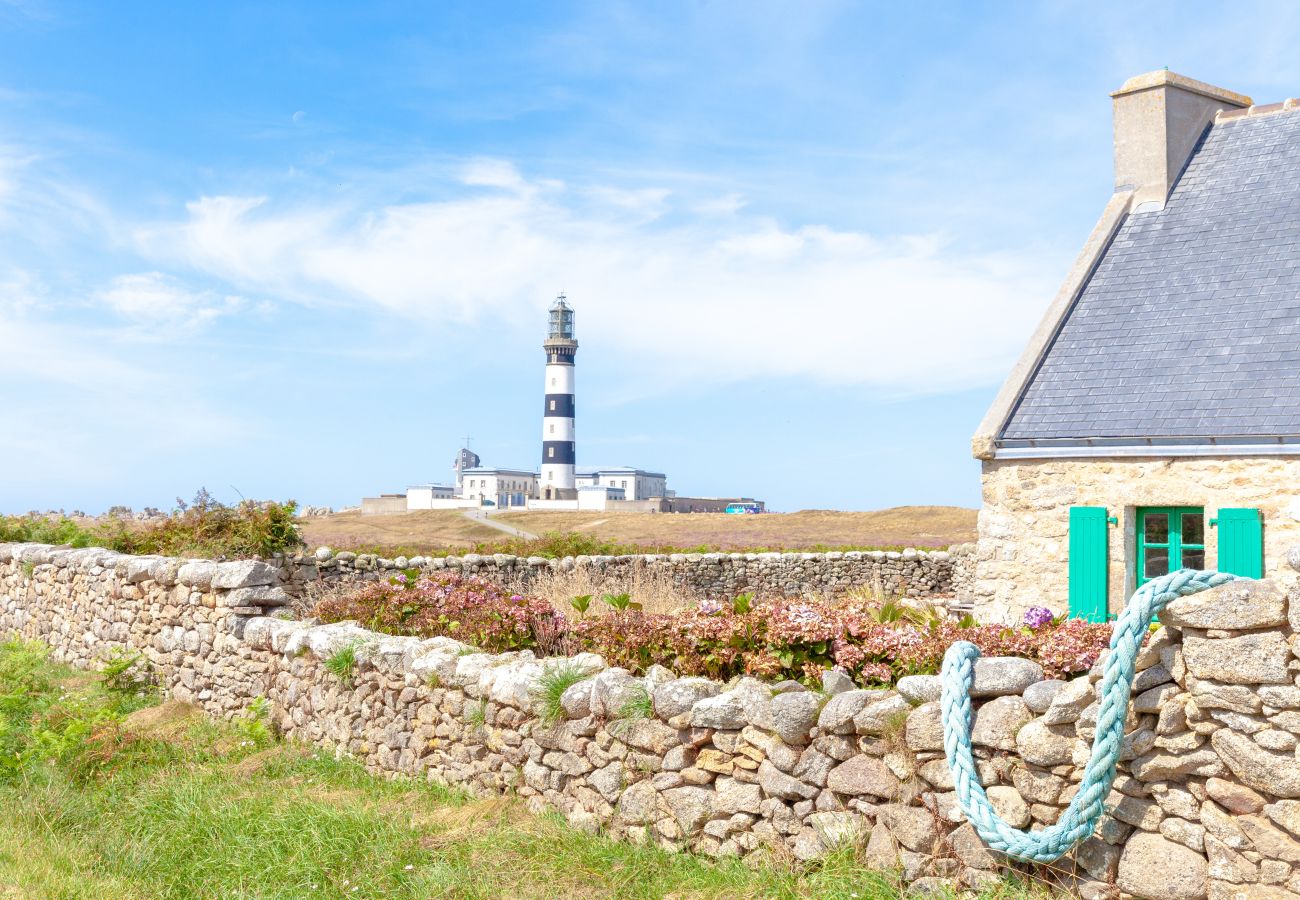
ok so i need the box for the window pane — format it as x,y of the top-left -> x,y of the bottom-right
1144,550 -> 1169,579
1183,549 -> 1205,569
1182,513 -> 1204,546
1144,514 -> 1169,544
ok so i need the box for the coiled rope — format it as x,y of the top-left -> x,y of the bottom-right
940,568 -> 1239,862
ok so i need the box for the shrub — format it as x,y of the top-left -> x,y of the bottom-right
0,516 -> 97,547
313,572 -> 565,654
0,490 -> 303,560
316,575 -> 1113,687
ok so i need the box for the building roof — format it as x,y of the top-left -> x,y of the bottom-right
461,467 -> 538,477
578,467 -> 667,478
1001,105 -> 1300,446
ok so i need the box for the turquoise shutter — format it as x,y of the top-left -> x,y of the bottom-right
1216,508 -> 1262,578
1068,506 -> 1109,623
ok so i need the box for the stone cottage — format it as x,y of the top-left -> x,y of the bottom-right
971,70 -> 1300,623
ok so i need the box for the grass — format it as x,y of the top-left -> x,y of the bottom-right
324,641 -> 361,687
615,683 -> 655,722
466,699 -> 488,731
296,506 -> 978,558
0,639 -> 1055,899
530,662 -> 592,725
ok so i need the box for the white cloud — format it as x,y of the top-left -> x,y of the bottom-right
133,160 -> 1059,393
0,288 -> 250,497
461,158 -> 529,191
96,271 -> 241,333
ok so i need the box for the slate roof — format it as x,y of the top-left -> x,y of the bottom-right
1001,107 -> 1300,443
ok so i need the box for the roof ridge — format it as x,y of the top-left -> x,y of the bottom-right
1216,98 -> 1300,123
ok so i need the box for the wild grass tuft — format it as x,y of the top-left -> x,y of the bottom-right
615,683 -> 654,722
608,683 -> 655,739
530,662 -> 590,725
324,641 -> 360,687
466,699 -> 488,732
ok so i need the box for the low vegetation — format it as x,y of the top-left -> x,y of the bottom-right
0,638 -> 1053,898
0,489 -> 304,559
314,570 -> 565,655
314,572 -> 1112,685
530,661 -> 593,725
296,506 -> 979,558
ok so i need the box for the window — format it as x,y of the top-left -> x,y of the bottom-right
549,400 -> 556,411
549,424 -> 554,434
547,471 -> 553,481
548,447 -> 554,459
551,377 -> 556,386
1137,507 -> 1205,585
622,480 -> 628,488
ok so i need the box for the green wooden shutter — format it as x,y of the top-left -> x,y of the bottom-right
1069,506 -> 1109,623
1216,508 -> 1262,578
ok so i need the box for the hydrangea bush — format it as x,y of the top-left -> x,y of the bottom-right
313,571 -> 565,653
314,573 -> 1113,685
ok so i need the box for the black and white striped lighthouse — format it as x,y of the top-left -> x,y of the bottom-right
540,294 -> 578,499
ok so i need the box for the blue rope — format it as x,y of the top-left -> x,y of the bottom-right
940,568 -> 1239,863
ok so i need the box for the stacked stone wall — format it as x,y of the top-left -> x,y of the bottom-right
3,540 -> 1299,899
274,544 -> 976,604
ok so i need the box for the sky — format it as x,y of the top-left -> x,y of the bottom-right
3,0 -> 1300,514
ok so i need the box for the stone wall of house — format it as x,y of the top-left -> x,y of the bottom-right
973,456 -> 1300,624
274,545 -> 976,604
4,539 -> 1300,899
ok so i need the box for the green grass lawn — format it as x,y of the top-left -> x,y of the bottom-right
0,639 -> 1046,899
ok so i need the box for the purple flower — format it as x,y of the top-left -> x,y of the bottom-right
1023,606 -> 1054,630
395,573 -> 408,584
698,599 -> 724,616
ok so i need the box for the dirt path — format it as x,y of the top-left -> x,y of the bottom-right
462,508 -> 537,540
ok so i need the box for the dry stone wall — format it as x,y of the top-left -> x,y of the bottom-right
3,540 -> 1300,899
275,544 -> 975,604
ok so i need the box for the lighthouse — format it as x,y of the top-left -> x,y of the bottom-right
540,294 -> 578,499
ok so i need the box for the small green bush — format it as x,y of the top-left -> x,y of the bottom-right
100,648 -> 154,700
235,696 -> 275,746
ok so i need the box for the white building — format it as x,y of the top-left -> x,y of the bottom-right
575,468 -> 668,502
577,485 -> 626,510
459,468 -> 538,509
405,484 -> 457,509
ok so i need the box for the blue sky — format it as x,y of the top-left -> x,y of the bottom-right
3,1 -> 1300,514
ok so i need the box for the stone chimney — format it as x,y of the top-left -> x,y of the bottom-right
1111,70 -> 1251,210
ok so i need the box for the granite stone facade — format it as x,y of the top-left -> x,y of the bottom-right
973,457 -> 1300,624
